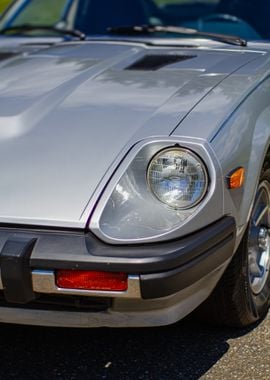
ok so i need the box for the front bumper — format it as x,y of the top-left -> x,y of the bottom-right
0,217 -> 235,327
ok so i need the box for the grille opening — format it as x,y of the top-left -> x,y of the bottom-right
126,54 -> 196,71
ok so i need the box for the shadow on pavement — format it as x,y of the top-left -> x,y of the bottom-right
0,318 -> 258,380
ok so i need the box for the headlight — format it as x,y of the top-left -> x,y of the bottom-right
147,148 -> 208,209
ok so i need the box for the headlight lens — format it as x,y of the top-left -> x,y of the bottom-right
147,148 -> 208,209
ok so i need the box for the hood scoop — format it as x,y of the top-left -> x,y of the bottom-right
126,54 -> 196,71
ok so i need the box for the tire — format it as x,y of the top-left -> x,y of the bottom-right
196,165 -> 270,327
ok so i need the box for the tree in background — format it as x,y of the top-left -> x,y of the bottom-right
0,0 -> 12,13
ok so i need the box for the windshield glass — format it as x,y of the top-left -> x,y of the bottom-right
0,0 -> 269,40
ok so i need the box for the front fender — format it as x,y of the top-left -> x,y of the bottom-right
211,77 -> 270,246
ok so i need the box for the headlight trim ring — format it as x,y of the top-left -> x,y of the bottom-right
147,146 -> 209,210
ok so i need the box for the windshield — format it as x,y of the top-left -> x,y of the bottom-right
0,0 -> 269,40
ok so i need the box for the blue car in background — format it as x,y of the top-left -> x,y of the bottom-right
0,0 -> 270,41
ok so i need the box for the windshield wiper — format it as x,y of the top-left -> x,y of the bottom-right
0,24 -> 86,40
108,25 -> 247,47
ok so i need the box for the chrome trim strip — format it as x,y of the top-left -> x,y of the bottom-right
31,270 -> 141,299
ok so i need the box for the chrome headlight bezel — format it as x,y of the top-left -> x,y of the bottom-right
147,147 -> 209,210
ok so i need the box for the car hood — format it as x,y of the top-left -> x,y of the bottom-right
0,41 -> 263,227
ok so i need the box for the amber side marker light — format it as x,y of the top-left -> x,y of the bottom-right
227,167 -> 245,189
56,270 -> 128,292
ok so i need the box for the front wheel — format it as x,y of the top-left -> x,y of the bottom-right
197,168 -> 270,327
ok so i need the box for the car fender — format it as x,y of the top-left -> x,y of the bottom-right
211,77 -> 270,247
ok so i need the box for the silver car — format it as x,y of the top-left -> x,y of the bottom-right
0,0 -> 269,329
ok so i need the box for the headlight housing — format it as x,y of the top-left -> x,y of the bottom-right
89,139 -> 220,244
147,148 -> 208,209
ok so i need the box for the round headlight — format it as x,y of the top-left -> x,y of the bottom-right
147,147 -> 208,209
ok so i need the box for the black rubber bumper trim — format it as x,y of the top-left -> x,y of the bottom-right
0,235 -> 37,304
28,217 -> 236,274
0,217 -> 236,301
32,217 -> 235,300
140,233 -> 234,299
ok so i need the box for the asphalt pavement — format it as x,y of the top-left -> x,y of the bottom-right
0,312 -> 269,379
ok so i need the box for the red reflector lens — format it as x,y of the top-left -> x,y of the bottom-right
56,270 -> 128,292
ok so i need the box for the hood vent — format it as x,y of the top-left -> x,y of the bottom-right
0,52 -> 19,62
126,54 -> 196,71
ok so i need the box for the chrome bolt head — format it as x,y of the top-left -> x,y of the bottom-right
258,227 -> 269,249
